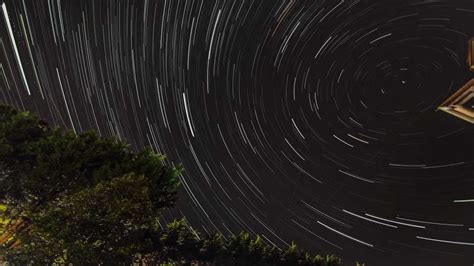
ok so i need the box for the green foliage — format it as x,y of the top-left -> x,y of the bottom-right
154,218 -> 343,266
0,104 -> 343,265
0,104 -> 181,264
0,105 -> 180,210
20,173 -> 158,264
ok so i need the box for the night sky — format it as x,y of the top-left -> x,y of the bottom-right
1,0 -> 474,265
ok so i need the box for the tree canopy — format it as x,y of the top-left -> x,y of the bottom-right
0,104 -> 343,265
0,105 -> 180,211
152,219 -> 343,266
0,104 -> 181,264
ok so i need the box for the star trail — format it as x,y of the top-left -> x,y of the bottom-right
1,0 -> 474,265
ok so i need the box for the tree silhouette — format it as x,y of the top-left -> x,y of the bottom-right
0,104 -> 343,265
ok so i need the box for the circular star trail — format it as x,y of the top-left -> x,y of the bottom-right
1,0 -> 474,265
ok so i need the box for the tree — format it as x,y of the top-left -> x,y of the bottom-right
7,173 -> 164,264
0,104 -> 342,265
153,219 -> 343,265
0,104 -> 181,264
0,105 -> 180,211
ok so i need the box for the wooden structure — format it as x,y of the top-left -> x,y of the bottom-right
438,79 -> 474,123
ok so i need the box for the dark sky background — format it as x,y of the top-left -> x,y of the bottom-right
1,0 -> 474,265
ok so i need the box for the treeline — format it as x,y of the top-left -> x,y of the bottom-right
0,104 -> 344,265
147,219 -> 342,265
